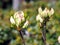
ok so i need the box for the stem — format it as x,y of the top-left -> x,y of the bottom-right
17,27 -> 25,45
42,22 -> 46,45
20,30 -> 25,45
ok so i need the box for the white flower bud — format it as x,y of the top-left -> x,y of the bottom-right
36,14 -> 40,21
23,20 -> 29,28
14,11 -> 25,20
41,10 -> 47,17
36,14 -> 43,23
38,7 -> 42,15
14,11 -> 25,27
10,16 -> 15,24
39,17 -> 43,23
50,8 -> 54,15
38,7 -> 54,17
16,19 -> 21,27
14,11 -> 24,17
58,36 -> 60,43
40,7 -> 50,17
48,8 -> 54,17
38,7 -> 48,17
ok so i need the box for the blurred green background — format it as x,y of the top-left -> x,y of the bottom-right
0,0 -> 60,45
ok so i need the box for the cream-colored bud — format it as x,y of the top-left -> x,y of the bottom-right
36,14 -> 43,23
13,11 -> 25,27
41,10 -> 47,17
10,16 -> 15,24
38,7 -> 42,15
14,11 -> 24,18
48,8 -> 54,17
39,17 -> 43,23
16,19 -> 21,27
41,7 -> 50,17
50,8 -> 54,15
14,11 -> 24,20
58,36 -> 60,43
23,20 -> 29,28
36,14 -> 40,21
38,7 -> 48,17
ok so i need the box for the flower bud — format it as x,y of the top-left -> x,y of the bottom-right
38,7 -> 54,17
14,11 -> 25,27
48,8 -> 54,17
10,11 -> 25,27
38,7 -> 48,17
58,36 -> 60,43
41,10 -> 47,17
23,20 -> 29,28
38,7 -> 42,15
36,14 -> 43,23
10,16 -> 15,24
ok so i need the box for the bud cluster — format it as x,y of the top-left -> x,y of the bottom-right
10,11 -> 29,28
36,7 -> 54,23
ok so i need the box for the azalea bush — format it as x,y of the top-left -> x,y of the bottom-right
0,1 -> 60,45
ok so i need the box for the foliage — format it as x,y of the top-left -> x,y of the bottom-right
0,1 -> 60,45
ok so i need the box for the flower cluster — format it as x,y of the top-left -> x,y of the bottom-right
10,11 -> 29,28
36,7 -> 54,23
